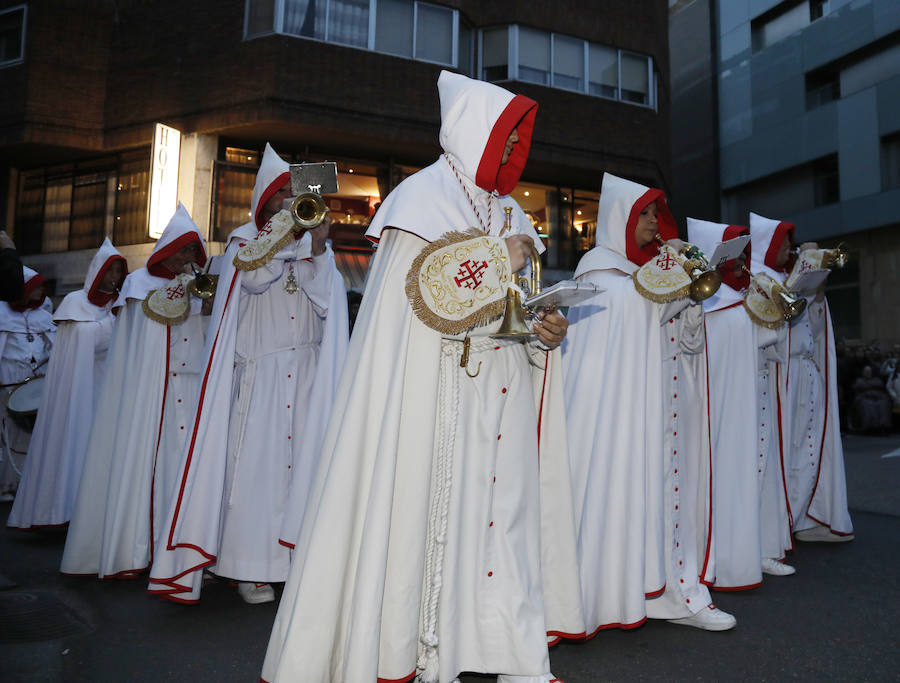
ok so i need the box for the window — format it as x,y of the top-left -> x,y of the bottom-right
246,0 -> 464,68
621,52 -> 650,105
882,132 -> 900,192
840,39 -> 900,98
457,16 -> 474,77
552,35 -> 584,92
518,26 -> 550,86
482,26 -> 655,108
813,154 -> 839,206
805,66 -> 839,110
481,27 -> 509,82
13,151 -> 150,255
809,0 -> 830,22
0,4 -> 26,67
752,2 -> 810,52
588,44 -> 618,98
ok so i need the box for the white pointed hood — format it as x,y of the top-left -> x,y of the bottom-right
251,143 -> 291,231
120,203 -> 207,303
0,266 -> 54,332
574,173 -> 677,278
366,71 -> 542,248
749,211 -> 794,280
53,238 -> 129,322
686,218 -> 747,312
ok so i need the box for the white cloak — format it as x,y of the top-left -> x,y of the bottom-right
148,226 -> 348,601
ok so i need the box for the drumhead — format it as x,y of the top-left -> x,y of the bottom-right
8,376 -> 46,415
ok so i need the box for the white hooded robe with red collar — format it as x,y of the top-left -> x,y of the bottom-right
8,238 -> 127,529
60,205 -> 208,578
148,142 -> 348,602
261,70 -> 583,683
0,266 -> 54,498
563,173 -> 700,633
748,212 -> 796,561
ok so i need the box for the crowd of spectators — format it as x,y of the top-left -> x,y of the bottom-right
836,341 -> 900,434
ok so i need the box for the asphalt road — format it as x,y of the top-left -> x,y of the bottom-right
2,434 -> 898,682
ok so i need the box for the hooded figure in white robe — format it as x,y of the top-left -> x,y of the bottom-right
747,213 -> 798,571
687,218 -> 783,588
0,267 -> 55,499
755,214 -> 852,543
60,205 -> 208,578
564,174 -> 731,634
148,142 -> 348,604
8,239 -> 127,529
261,70 -> 583,683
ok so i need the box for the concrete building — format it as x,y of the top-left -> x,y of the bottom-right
670,0 -> 900,343
0,0 -> 671,297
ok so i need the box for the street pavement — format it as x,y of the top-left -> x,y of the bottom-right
2,434 -> 898,682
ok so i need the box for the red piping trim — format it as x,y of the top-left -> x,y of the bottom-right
377,672 -> 416,683
699,322 -> 714,580
278,539 -> 296,549
536,350 -> 550,463
646,583 -> 665,599
711,581 -> 763,592
149,325 -> 172,568
805,512 -> 854,536
806,307 -> 829,521
585,617 -> 647,637
775,364 -> 795,549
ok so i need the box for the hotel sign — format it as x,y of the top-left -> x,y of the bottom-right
148,123 -> 181,239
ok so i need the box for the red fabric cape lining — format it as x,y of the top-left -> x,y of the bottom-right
255,171 -> 291,230
720,225 -> 750,291
147,232 -> 207,277
475,94 -> 538,195
625,189 -> 677,266
764,221 -> 794,273
87,255 -> 128,306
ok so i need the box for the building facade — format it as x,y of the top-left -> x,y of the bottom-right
670,0 -> 900,343
0,0 -> 671,297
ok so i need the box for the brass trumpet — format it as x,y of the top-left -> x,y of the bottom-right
290,192 -> 329,231
187,264 -> 218,300
822,243 -> 848,269
742,265 -> 806,322
493,207 -> 542,339
654,234 -> 722,302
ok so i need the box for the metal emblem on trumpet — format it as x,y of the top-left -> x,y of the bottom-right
633,234 -> 722,303
741,264 -> 807,328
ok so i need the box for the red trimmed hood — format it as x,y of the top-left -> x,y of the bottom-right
146,202 -> 207,279
85,237 -> 128,306
10,266 -> 48,312
251,142 -> 291,230
595,173 -> 677,266
687,218 -> 750,291
438,70 -> 537,195
749,212 -> 794,275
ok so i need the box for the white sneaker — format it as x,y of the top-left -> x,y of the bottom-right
667,605 -> 737,631
761,557 -> 796,576
237,582 -> 275,604
794,525 -> 854,543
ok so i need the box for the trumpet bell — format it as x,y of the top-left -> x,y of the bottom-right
290,192 -> 329,230
492,288 -> 534,339
688,266 -> 722,302
774,286 -> 807,322
187,273 -> 218,300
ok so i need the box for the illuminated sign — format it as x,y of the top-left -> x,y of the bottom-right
148,123 -> 181,239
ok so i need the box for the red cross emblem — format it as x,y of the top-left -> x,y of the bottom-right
799,259 -> 814,272
656,251 -> 677,271
166,283 -> 185,300
256,221 -> 274,238
454,259 -> 489,290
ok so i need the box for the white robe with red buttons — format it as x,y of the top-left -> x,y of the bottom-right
59,278 -> 206,577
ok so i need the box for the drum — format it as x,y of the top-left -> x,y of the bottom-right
6,376 -> 46,431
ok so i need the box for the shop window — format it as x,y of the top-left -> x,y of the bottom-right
114,150 -> 151,245
0,4 -> 25,67
212,161 -> 257,242
226,147 -> 261,166
14,171 -> 44,255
